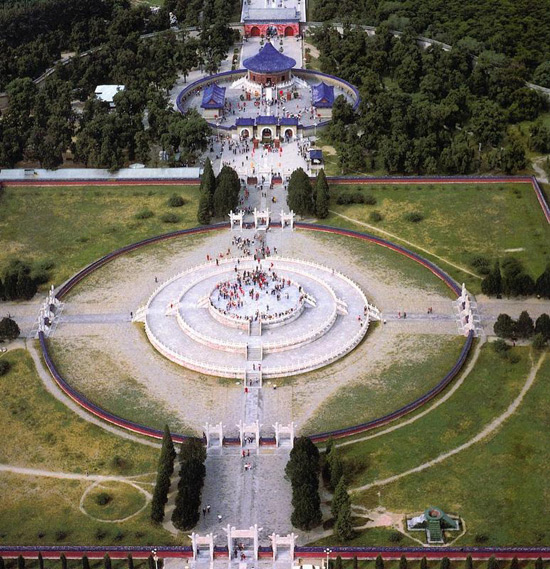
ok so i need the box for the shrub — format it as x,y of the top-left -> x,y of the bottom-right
0,361 -> 10,376
167,194 -> 185,207
135,209 -> 154,219
492,339 -> 509,354
352,192 -> 364,204
369,211 -> 383,222
95,492 -> 112,506
532,333 -> 547,349
160,213 -> 181,223
470,255 -> 491,275
363,193 -> 377,205
54,530 -> 68,541
475,533 -> 489,543
336,193 -> 353,205
404,211 -> 424,222
95,528 -> 108,540
0,317 -> 20,341
388,531 -> 403,542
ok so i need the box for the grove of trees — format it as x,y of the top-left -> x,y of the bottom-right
151,425 -> 177,523
481,259 -> 550,298
313,24 -> 547,175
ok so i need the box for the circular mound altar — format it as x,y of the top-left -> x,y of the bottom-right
143,256 -> 372,379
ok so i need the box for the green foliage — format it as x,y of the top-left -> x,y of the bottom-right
465,556 -> 473,569
104,554 -> 111,569
420,558 -> 428,569
331,477 -> 350,519
536,264 -> 550,298
95,492 -> 112,506
335,496 -> 354,541
315,169 -> 330,219
127,555 -> 134,569
399,556 -> 408,569
82,556 -> 90,569
287,168 -> 314,216
502,257 -> 535,297
197,192 -> 212,225
440,558 -> 450,569
168,194 -> 185,207
535,313 -> 550,340
61,555 -> 67,569
335,557 -> 343,569
0,317 -> 20,341
286,436 -> 322,530
213,166 -> 240,218
492,339 -> 510,355
171,437 -> 206,530
1,260 -> 38,301
369,211 -> 383,222
481,261 -> 502,296
160,212 -> 181,224
135,209 -> 154,220
494,313 -> 516,339
375,555 -> 384,569
404,211 -> 424,223
17,556 -> 24,569
532,333 -> 547,350
0,361 -> 10,376
38,554 -> 44,569
151,425 -> 176,523
516,311 -> 535,339
487,557 -> 499,569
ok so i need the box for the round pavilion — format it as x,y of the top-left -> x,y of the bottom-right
242,41 -> 297,86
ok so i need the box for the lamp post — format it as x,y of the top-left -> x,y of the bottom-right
151,549 -> 159,569
324,548 -> 332,569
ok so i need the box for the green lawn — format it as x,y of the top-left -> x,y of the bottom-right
338,344 -> 530,487
81,480 -> 148,522
0,473 -> 179,546
0,349 -> 158,474
301,334 -> 466,434
346,349 -> 550,546
324,183 -> 550,293
0,185 -> 200,285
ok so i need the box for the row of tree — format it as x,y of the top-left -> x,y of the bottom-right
171,438 -> 207,530
481,260 -> 550,298
285,437 -> 323,530
324,441 -> 354,540
197,159 -> 240,224
494,312 -> 550,345
287,168 -> 330,218
313,24 -> 546,175
3,552 -> 161,569
151,425 -> 177,523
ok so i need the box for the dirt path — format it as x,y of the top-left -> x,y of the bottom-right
350,352 -> 546,493
335,335 -> 485,449
0,463 -> 155,483
533,159 -> 549,184
329,211 -> 482,279
26,339 -> 160,449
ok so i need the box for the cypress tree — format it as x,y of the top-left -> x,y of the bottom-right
481,261 -> 502,296
151,425 -> 177,523
201,157 -> 216,213
331,477 -> 350,519
82,556 -> 90,569
127,554 -> 134,569
287,168 -> 314,216
213,166 -> 240,218
535,313 -> 550,340
329,454 -> 344,490
493,313 -> 516,339
399,556 -> 408,569
148,555 -> 156,569
61,554 -> 67,569
465,556 -> 473,569
0,557 -> 5,569
420,557 -> 428,569
516,311 -> 534,338
510,558 -> 519,569
334,498 -> 354,540
353,557 -> 359,569
315,168 -> 330,218
536,264 -> 550,298
104,554 -> 112,569
322,439 -> 334,483
440,558 -> 450,569
487,557 -> 499,569
0,278 -> 4,300
197,191 -> 211,225
17,556 -> 25,569
375,555 -> 384,569
335,557 -> 343,569
535,559 -> 543,569
38,553 -> 44,569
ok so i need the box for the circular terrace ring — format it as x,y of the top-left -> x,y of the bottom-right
43,223 -> 472,443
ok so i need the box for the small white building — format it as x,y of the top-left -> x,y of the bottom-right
94,85 -> 125,107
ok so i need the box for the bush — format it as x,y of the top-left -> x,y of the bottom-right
492,339 -> 509,354
0,317 -> 20,341
363,193 -> 377,205
352,192 -> 364,204
161,212 -> 181,224
336,193 -> 353,205
369,211 -> 383,222
135,209 -> 154,219
404,211 -> 424,222
0,360 -> 10,376
532,333 -> 547,349
167,194 -> 185,207
54,530 -> 68,541
95,492 -> 112,506
470,255 -> 491,275
388,531 -> 403,542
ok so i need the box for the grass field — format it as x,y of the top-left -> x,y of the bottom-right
345,349 -> 550,547
81,480 -> 148,522
0,185 -> 200,285
324,183 -> 550,293
301,334 -> 465,434
0,349 -> 158,474
337,344 -> 530,487
0,473 -> 178,546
